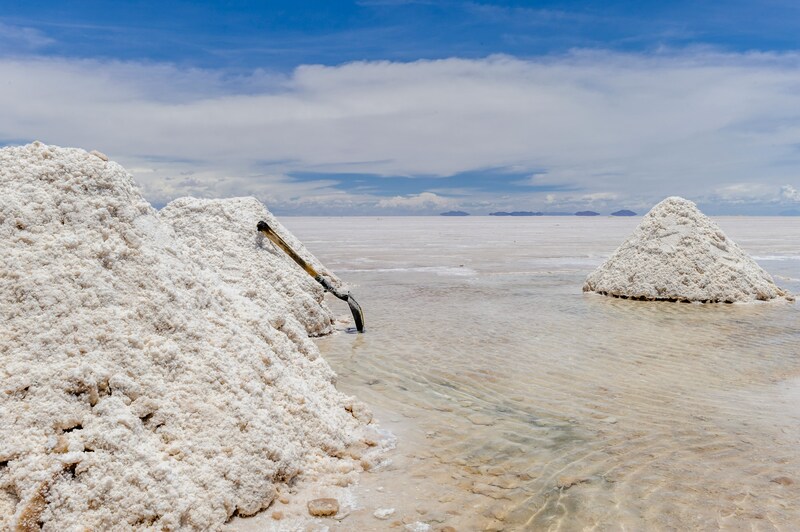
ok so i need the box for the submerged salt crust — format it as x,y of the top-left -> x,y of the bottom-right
583,196 -> 794,302
266,216 -> 800,530
0,143 -> 373,530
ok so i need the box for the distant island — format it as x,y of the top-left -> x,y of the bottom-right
779,209 -> 800,216
575,211 -> 600,216
611,209 -> 637,216
489,211 -> 542,216
440,210 -> 470,216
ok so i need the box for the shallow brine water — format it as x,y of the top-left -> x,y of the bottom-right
286,217 -> 800,531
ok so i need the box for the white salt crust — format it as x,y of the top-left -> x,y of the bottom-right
0,143 -> 373,530
159,197 -> 340,337
583,196 -> 794,303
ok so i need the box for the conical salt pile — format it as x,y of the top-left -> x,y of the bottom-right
0,143 -> 373,530
583,196 -> 794,303
159,197 -> 341,337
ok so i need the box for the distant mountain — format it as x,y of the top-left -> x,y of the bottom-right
611,209 -> 637,216
539,211 -> 573,216
575,210 -> 600,216
779,209 -> 800,216
489,211 -> 543,216
440,210 -> 470,216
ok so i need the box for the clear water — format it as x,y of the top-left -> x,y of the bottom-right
284,216 -> 800,531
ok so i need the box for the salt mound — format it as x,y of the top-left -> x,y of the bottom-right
0,143 -> 371,530
583,196 -> 794,303
160,197 -> 339,337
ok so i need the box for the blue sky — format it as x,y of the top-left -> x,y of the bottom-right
2,1 -> 800,214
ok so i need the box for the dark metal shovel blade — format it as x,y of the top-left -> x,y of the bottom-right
258,220 -> 365,333
346,295 -> 365,333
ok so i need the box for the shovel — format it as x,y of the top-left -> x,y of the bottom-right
257,220 -> 365,333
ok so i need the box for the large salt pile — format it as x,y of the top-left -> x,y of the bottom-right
583,196 -> 794,303
160,197 -> 340,337
0,143 -> 373,530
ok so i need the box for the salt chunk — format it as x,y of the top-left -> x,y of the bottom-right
308,497 -> 339,516
374,507 -> 396,519
89,150 -> 109,161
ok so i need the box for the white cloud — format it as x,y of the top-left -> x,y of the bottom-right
2,52 -> 800,212
708,182 -> 778,204
781,184 -> 800,202
0,22 -> 54,51
581,192 -> 619,203
376,192 -> 452,210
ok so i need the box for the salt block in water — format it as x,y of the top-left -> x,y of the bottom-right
583,196 -> 794,303
308,498 -> 340,516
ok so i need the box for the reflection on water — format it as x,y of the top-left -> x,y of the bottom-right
285,217 -> 800,531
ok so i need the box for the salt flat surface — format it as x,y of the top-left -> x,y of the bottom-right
276,216 -> 800,531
